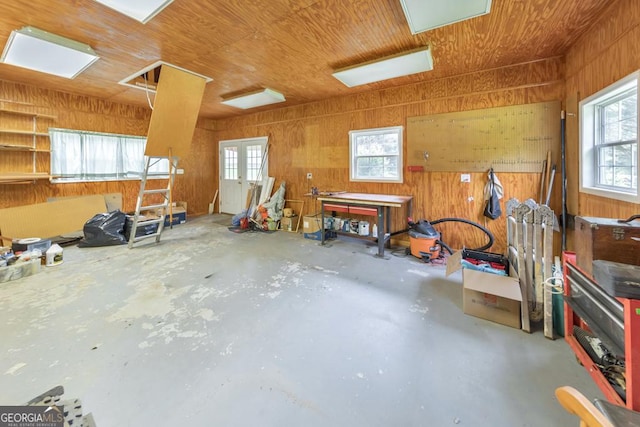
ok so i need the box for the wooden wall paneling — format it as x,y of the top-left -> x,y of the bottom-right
563,0 -> 640,251
0,79 -> 214,217
2,53 -> 563,250
173,127 -> 217,215
472,70 -> 499,93
446,73 -> 473,97
208,59 -> 563,254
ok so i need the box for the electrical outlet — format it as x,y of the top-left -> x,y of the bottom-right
177,168 -> 185,175
306,172 -> 312,179
461,174 -> 471,183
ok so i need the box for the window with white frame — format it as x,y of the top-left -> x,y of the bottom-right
349,126 -> 403,183
50,128 -> 169,183
580,72 -> 639,203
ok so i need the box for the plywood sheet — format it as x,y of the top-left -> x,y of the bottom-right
407,101 -> 561,172
0,195 -> 106,245
47,193 -> 122,211
145,65 -> 207,158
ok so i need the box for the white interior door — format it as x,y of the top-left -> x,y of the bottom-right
219,137 -> 268,214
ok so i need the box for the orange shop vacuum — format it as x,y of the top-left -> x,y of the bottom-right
407,217 -> 495,263
408,220 -> 441,262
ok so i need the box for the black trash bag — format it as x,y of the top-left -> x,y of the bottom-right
78,210 -> 127,247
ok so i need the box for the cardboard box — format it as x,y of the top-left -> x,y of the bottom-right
446,249 -> 522,329
164,210 -> 186,226
164,201 -> 187,226
302,214 -> 336,240
303,214 -> 323,234
139,202 -> 186,227
304,229 -> 336,241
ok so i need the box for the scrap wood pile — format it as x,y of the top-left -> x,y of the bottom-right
231,180 -> 286,232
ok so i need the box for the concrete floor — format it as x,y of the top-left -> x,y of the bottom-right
0,214 -> 601,426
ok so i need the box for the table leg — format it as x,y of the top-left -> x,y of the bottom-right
321,202 -> 326,246
385,206 -> 392,249
376,206 -> 384,257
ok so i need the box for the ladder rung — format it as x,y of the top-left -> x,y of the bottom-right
141,204 -> 167,210
133,233 -> 160,242
136,218 -> 164,225
129,156 -> 177,248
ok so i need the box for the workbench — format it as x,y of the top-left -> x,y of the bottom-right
317,193 -> 413,257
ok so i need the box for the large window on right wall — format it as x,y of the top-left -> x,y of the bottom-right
580,71 -> 639,203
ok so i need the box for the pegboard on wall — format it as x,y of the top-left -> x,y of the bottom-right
407,101 -> 561,172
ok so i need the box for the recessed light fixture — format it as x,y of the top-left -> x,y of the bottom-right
332,46 -> 433,88
94,0 -> 174,24
221,88 -> 286,110
400,0 -> 492,34
0,27 -> 99,79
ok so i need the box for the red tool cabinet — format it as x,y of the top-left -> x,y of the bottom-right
563,252 -> 640,410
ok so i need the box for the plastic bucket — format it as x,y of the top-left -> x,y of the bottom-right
359,221 -> 370,236
46,244 -> 64,267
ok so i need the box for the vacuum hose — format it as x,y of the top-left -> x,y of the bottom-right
430,217 -> 494,252
436,239 -> 454,255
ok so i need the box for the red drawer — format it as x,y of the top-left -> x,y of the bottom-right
324,203 -> 349,213
348,206 -> 377,216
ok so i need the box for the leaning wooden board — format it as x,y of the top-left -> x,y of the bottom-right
574,216 -> 640,276
0,195 -> 106,245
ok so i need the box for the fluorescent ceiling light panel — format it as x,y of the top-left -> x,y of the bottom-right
400,0 -> 492,34
221,88 -> 286,109
332,47 -> 433,87
0,27 -> 99,79
94,0 -> 174,24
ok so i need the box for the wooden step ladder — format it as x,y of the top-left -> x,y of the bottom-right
127,156 -> 178,248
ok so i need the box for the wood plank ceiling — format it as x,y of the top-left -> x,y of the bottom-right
0,0 -> 615,119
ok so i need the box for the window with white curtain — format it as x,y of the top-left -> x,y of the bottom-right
50,128 -> 169,182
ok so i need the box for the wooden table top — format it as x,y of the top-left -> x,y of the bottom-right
317,192 -> 412,207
